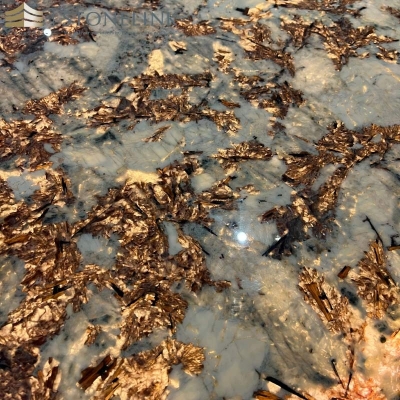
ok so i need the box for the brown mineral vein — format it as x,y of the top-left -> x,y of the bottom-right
87,72 -> 240,134
282,17 -> 396,70
261,122 -> 400,257
327,369 -> 386,400
383,6 -> 400,20
0,118 -> 61,169
388,245 -> 400,251
85,325 -> 102,346
175,17 -> 216,36
23,82 -> 85,117
376,45 -> 399,63
119,286 -> 188,350
240,80 -> 303,118
254,390 -> 283,400
0,348 -> 60,400
79,355 -> 117,390
299,267 -> 353,333
338,266 -> 351,279
79,339 -> 204,399
351,240 -> 399,319
218,99 -> 241,108
0,82 -> 85,169
212,140 -> 272,173
0,150 -> 236,398
143,125 -> 171,142
214,49 -> 234,73
0,344 -> 38,400
0,27 -> 46,62
219,19 -> 295,75
0,19 -> 92,62
246,40 -> 296,77
0,169 -> 74,241
31,358 -> 60,400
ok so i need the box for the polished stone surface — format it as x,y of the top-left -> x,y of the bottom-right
1,0 -> 400,399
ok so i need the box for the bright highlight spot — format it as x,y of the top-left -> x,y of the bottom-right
44,29 -> 52,37
237,231 -> 247,243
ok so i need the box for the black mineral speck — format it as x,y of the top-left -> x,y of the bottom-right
340,287 -> 359,305
108,75 -> 121,84
374,321 -> 388,333
95,131 -> 118,144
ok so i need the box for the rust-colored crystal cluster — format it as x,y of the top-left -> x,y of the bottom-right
260,122 -> 400,258
0,82 -> 235,398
